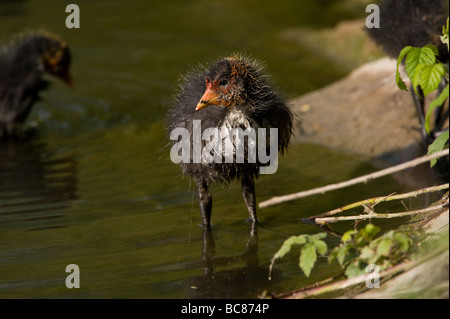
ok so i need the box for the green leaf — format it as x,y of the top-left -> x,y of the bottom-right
313,239 -> 328,256
405,45 -> 437,78
341,230 -> 357,243
271,235 -> 307,261
376,238 -> 393,257
365,224 -> 380,236
441,18 -> 449,51
410,63 -> 425,96
394,233 -> 412,252
336,245 -> 348,266
409,45 -> 437,68
405,47 -> 421,78
328,248 -> 338,264
310,232 -> 327,241
359,246 -> 374,260
383,230 -> 395,239
299,242 -> 317,277
425,83 -> 449,134
428,131 -> 449,167
345,261 -> 367,278
402,44 -> 441,95
396,46 -> 413,91
419,63 -> 446,96
269,235 -> 308,279
422,44 -> 439,61
361,224 -> 380,241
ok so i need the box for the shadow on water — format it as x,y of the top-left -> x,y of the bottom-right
0,133 -> 78,231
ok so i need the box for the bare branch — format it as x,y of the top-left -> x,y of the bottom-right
314,203 -> 448,225
307,183 -> 449,221
259,149 -> 449,209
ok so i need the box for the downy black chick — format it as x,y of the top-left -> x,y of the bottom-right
0,31 -> 72,137
167,55 -> 293,229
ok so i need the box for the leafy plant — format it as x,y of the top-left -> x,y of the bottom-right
395,18 -> 449,167
328,224 -> 424,278
441,17 -> 449,52
269,233 -> 327,278
269,224 -> 424,279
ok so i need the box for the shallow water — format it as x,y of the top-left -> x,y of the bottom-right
0,0 -> 436,298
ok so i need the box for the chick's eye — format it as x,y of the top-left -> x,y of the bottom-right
219,79 -> 228,86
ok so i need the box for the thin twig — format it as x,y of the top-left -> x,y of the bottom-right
270,273 -> 343,299
258,149 -> 449,209
314,203 -> 448,225
306,183 -> 449,221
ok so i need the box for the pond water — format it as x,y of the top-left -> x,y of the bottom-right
0,0 -> 436,298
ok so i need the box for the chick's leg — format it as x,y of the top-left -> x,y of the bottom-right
241,176 -> 257,224
197,181 -> 212,229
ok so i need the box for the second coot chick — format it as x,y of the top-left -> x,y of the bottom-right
0,31 -> 72,137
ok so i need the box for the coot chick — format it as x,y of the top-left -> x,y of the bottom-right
367,0 -> 449,145
167,55 -> 293,229
0,31 -> 72,137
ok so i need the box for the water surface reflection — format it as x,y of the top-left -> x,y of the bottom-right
0,134 -> 77,231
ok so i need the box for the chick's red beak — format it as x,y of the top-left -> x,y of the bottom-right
61,70 -> 74,87
196,83 -> 219,111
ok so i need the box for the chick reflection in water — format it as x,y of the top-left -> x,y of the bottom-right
184,226 -> 281,298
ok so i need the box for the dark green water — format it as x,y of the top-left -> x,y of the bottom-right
0,0 -> 427,298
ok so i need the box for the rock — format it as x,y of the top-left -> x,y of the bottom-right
292,57 -> 419,160
290,57 -> 445,188
282,20 -> 384,72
